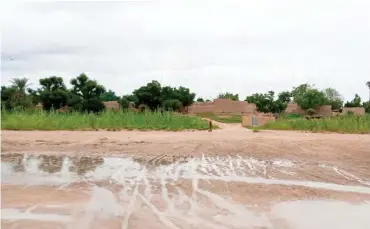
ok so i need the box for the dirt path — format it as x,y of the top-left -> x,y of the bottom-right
2,129 -> 370,228
202,118 -> 250,131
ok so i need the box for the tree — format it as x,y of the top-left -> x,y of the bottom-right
100,89 -> 119,101
119,96 -> 130,110
363,101 -> 370,113
70,73 -> 105,100
10,77 -> 31,94
133,80 -> 162,111
163,99 -> 182,111
295,89 -> 327,110
1,86 -> 17,110
344,94 -> 362,107
245,91 -> 285,113
291,83 -> 314,102
196,98 -> 204,102
27,88 -> 41,105
160,86 -> 195,108
118,94 -> 138,110
70,73 -> 106,112
81,98 -> 105,113
2,77 -> 33,110
218,92 -> 239,101
67,91 -> 82,111
132,81 -> 195,111
173,86 -> 195,108
322,88 -> 344,110
126,94 -> 139,106
366,81 -> 370,102
277,91 -> 292,104
160,86 -> 176,102
38,76 -> 69,110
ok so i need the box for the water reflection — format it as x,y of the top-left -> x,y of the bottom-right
1,154 -> 104,176
1,153 -> 25,172
38,155 -> 64,174
70,156 -> 104,175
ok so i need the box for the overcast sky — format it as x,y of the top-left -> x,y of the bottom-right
1,0 -> 370,101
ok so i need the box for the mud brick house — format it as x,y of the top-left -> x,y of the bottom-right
285,103 -> 365,116
188,99 -> 257,115
285,103 -> 332,116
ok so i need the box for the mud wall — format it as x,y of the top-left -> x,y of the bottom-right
285,103 -> 333,116
342,107 -> 365,115
103,101 -> 120,110
188,99 -> 257,114
315,105 -> 333,116
285,103 -> 306,115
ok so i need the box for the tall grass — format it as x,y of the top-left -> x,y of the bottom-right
1,110 -> 212,131
259,114 -> 370,134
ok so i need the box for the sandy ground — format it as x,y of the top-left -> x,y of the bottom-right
1,124 -> 370,228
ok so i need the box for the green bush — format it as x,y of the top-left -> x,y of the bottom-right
81,98 -> 105,113
163,99 -> 182,112
306,108 -> 316,116
119,97 -> 130,110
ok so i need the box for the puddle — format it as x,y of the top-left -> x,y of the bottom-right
2,188 -> 370,229
1,208 -> 71,222
271,200 -> 370,229
1,154 -> 370,194
2,154 -> 370,228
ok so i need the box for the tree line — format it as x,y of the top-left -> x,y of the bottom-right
1,74 -> 369,114
205,83 -> 370,114
1,74 -> 195,113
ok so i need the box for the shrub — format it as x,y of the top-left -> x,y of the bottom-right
81,98 -> 105,113
163,99 -> 182,112
119,97 -> 130,110
296,89 -> 326,110
306,108 -> 316,116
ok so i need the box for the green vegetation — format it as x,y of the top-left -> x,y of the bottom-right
246,90 -> 290,114
1,75 -> 369,132
281,113 -> 303,119
197,112 -> 242,123
345,94 -> 362,107
218,92 -> 239,101
100,89 -> 119,102
257,114 -> 370,134
1,110 -> 212,131
1,74 -> 196,113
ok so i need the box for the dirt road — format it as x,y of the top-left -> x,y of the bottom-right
2,124 -> 370,228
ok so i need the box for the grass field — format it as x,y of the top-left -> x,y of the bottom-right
1,110 -> 213,131
196,112 -> 242,123
258,114 -> 370,134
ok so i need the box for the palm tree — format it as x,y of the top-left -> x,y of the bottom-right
366,81 -> 370,102
10,77 -> 30,94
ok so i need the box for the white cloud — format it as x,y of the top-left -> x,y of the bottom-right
1,0 -> 370,101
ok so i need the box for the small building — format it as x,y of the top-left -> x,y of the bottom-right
342,107 -> 365,115
242,114 -> 275,127
103,101 -> 120,110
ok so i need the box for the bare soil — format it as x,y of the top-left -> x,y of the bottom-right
1,124 -> 370,228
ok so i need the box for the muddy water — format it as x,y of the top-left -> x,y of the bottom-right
1,153 -> 370,229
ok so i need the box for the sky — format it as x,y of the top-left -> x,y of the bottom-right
1,0 -> 370,101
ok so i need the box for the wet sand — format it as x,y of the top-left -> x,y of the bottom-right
1,127 -> 370,228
